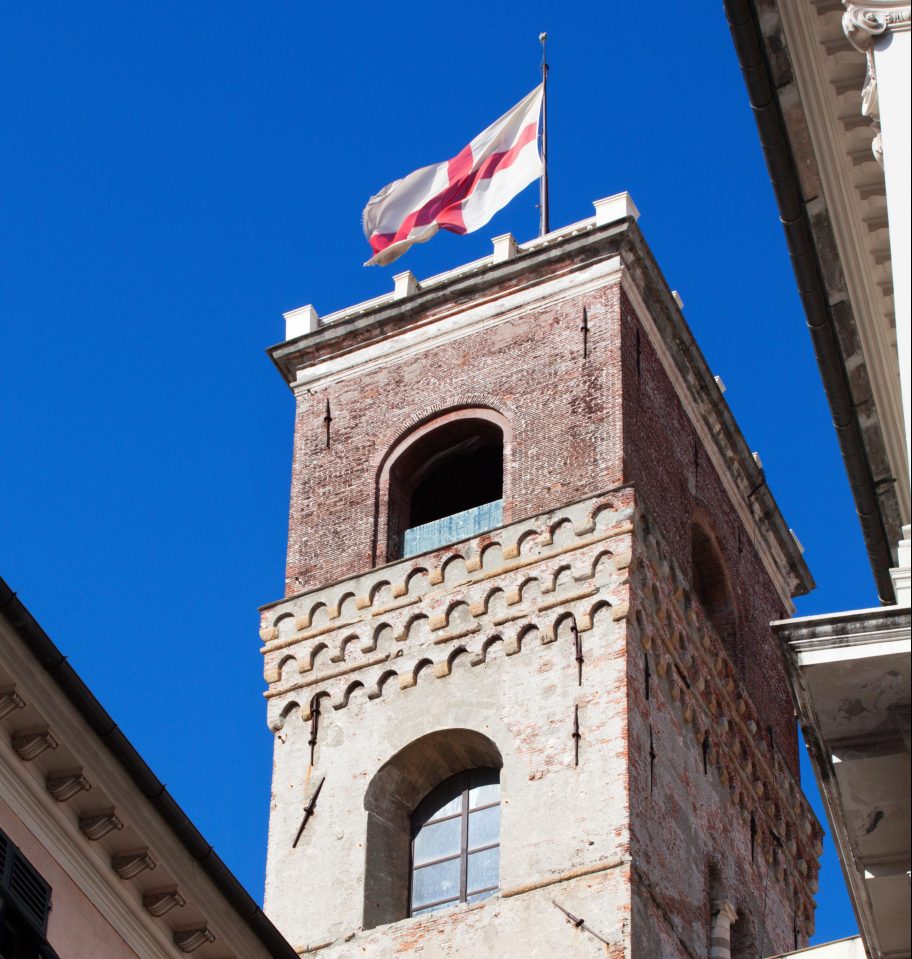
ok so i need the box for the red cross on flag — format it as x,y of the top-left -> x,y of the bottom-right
362,85 -> 544,266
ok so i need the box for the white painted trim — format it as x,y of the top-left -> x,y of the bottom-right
779,2 -> 909,520
796,635 -> 910,665
772,603 -> 906,626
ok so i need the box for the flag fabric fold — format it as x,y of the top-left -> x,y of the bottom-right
362,85 -> 544,266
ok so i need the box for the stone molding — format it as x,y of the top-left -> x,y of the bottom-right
79,809 -> 125,841
633,513 -> 822,934
261,490 -> 634,726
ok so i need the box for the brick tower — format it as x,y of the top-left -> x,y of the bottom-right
259,194 -> 823,958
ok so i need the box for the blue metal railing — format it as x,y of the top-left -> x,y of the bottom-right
402,500 -> 503,558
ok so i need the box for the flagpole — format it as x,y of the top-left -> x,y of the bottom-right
539,32 -> 549,237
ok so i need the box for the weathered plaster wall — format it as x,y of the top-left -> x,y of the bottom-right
263,494 -> 634,956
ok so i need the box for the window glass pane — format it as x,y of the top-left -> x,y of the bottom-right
428,794 -> 463,821
466,846 -> 499,895
413,817 -> 462,866
468,781 -> 500,808
412,858 -> 460,909
466,888 -> 496,904
468,805 -> 499,850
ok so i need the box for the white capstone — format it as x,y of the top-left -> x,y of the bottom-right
491,233 -> 518,263
393,271 -> 419,299
593,192 -> 640,226
284,305 -> 319,341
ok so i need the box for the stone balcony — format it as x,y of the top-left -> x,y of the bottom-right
259,488 -> 636,730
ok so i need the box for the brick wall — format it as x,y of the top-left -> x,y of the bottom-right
624,510 -> 819,955
285,283 -> 624,596
620,290 -> 799,775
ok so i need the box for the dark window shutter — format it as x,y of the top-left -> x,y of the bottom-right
0,830 -> 9,877
0,828 -> 52,934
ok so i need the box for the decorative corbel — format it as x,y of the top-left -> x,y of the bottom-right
173,926 -> 216,953
0,687 -> 26,721
79,810 -> 124,841
112,848 -> 157,880
143,888 -> 187,918
12,728 -> 58,761
842,2 -> 911,164
843,2 -> 911,52
46,770 -> 91,802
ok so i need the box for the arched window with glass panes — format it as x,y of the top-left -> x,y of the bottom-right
409,768 -> 500,916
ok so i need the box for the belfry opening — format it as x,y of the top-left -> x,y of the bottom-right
386,416 -> 504,559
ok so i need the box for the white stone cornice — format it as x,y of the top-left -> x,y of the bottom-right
843,3 -> 912,53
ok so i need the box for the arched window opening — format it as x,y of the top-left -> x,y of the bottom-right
387,418 -> 504,558
691,522 -> 738,662
363,729 -> 502,929
410,768 -> 500,917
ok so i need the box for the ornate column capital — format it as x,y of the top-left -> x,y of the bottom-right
843,3 -> 912,53
711,898 -> 739,926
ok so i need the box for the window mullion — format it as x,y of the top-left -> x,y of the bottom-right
459,786 -> 469,903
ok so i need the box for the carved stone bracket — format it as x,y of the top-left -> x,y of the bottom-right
0,687 -> 26,721
46,771 -> 92,803
843,3 -> 910,165
12,728 -> 58,761
843,2 -> 911,52
112,848 -> 157,880
79,810 -> 124,841
173,926 -> 216,953
143,888 -> 187,918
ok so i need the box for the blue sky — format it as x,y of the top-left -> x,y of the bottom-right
1,1 -> 865,944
